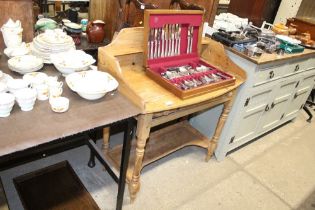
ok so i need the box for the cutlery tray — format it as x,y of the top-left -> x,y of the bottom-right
143,10 -> 235,99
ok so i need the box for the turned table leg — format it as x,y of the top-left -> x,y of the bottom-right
102,127 -> 110,153
129,114 -> 152,202
206,92 -> 235,161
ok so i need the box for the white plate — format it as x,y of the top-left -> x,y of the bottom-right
64,22 -> 81,30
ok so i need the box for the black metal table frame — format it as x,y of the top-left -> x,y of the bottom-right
0,117 -> 135,210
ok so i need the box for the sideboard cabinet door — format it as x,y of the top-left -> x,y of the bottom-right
258,76 -> 300,133
230,84 -> 274,144
285,70 -> 315,120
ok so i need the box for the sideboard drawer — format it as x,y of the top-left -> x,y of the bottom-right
282,60 -> 309,76
254,65 -> 284,86
307,58 -> 315,70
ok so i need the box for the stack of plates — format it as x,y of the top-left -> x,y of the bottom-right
31,29 -> 75,63
8,55 -> 44,74
51,50 -> 95,76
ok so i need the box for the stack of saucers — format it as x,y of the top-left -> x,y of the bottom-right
8,55 -> 44,74
31,29 -> 75,63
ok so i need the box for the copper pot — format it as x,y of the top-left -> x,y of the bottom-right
86,20 -> 105,43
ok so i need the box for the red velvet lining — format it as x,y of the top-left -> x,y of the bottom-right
149,58 -> 233,90
147,13 -> 202,65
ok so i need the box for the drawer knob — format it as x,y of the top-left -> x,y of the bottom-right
271,102 -> 275,109
265,104 -> 270,111
294,65 -> 300,71
294,93 -> 298,99
269,71 -> 274,79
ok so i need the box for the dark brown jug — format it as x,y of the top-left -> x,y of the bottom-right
86,20 -> 105,43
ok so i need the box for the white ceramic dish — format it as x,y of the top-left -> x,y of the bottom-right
15,88 -> 37,111
51,50 -> 95,76
66,70 -> 119,100
4,42 -> 30,58
23,72 -> 48,84
64,22 -> 81,30
0,72 -> 13,84
50,96 -> 69,113
30,29 -> 75,63
0,92 -> 15,117
8,55 -> 44,74
7,79 -> 29,94
0,82 -> 7,93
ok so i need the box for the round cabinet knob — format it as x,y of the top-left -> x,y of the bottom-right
294,93 -> 298,99
294,64 -> 300,72
265,104 -> 270,111
269,71 -> 274,79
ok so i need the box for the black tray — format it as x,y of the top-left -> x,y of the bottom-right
210,32 -> 257,47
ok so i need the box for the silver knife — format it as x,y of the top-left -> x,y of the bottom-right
157,28 -> 161,58
161,27 -> 165,57
154,28 -> 158,58
189,26 -> 193,53
178,24 -> 181,55
171,24 -> 175,56
168,24 -> 172,56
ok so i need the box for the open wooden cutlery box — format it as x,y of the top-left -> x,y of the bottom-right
143,10 -> 236,99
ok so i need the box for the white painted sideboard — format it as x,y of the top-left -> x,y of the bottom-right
190,47 -> 315,161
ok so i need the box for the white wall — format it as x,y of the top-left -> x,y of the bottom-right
274,0 -> 303,24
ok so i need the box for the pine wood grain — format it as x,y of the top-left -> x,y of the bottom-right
98,27 -> 245,114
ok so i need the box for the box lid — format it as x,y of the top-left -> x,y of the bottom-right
143,10 -> 204,68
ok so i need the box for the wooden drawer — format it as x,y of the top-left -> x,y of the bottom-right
254,65 -> 284,86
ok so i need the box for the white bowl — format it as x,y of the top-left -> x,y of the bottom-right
49,96 -> 69,113
15,88 -> 37,111
66,70 -> 119,100
8,55 -> 44,74
0,92 -> 15,117
4,42 -> 30,58
7,79 -> 29,94
50,50 -> 95,76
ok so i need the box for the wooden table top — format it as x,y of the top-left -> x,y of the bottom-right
0,55 -> 140,157
98,28 -> 246,114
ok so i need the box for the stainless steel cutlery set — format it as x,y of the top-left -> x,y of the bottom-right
148,25 -> 194,59
161,65 -> 229,90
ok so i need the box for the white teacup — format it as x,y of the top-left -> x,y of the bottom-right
49,87 -> 63,99
49,96 -> 69,113
48,80 -> 63,89
0,92 -> 15,117
7,79 -> 29,94
46,76 -> 58,85
35,83 -> 49,101
15,88 -> 37,111
24,73 -> 47,88
0,82 -> 7,93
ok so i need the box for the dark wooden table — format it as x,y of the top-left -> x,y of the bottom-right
0,55 -> 140,210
